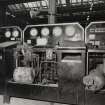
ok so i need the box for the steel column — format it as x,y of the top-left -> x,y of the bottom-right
48,0 -> 56,24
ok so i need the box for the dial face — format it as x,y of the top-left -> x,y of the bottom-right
12,30 -> 19,37
30,28 -> 38,37
70,33 -> 81,41
5,30 -> 11,38
41,27 -> 49,36
53,26 -> 62,37
65,26 -> 75,37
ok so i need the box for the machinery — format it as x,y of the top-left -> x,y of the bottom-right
84,21 -> 105,105
0,26 -> 22,94
56,23 -> 85,105
5,22 -> 105,105
4,23 -> 86,105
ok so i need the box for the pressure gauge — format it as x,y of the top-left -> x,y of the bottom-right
30,28 -> 38,37
12,30 -> 19,37
53,26 -> 62,37
71,33 -> 81,41
65,26 -> 75,37
5,30 -> 11,38
41,27 -> 49,36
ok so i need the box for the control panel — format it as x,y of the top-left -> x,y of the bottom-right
0,26 -> 22,42
23,23 -> 84,47
85,21 -> 105,49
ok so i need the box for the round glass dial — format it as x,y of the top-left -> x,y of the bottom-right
41,27 -> 49,36
53,26 -> 62,37
70,33 -> 81,41
12,30 -> 19,37
5,30 -> 11,38
30,28 -> 38,37
65,26 -> 75,37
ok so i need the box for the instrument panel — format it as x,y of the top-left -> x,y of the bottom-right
23,23 -> 84,47
0,26 -> 22,43
85,21 -> 105,49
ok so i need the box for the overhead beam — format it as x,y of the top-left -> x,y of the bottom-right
0,0 -> 42,5
57,3 -> 105,14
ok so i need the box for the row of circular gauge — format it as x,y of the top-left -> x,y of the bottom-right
5,29 -> 20,38
29,26 -> 76,37
4,26 -> 76,38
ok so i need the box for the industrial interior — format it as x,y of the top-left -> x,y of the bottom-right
0,0 -> 105,105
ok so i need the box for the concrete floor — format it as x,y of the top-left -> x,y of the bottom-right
0,95 -> 67,105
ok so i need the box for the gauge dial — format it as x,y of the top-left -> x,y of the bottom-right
30,28 -> 38,37
70,33 -> 81,41
5,30 -> 11,38
41,27 -> 49,36
12,30 -> 19,37
53,26 -> 62,37
65,26 -> 75,37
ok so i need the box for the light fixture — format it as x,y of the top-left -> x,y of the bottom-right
30,28 -> 38,37
53,26 -> 62,37
41,27 -> 49,36
65,26 -> 75,37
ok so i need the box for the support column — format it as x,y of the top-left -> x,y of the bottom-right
48,0 -> 56,24
48,1 -> 56,105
